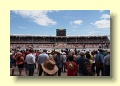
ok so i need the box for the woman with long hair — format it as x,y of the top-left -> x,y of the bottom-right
66,55 -> 77,76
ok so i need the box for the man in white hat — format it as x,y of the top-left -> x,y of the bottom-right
54,50 -> 63,76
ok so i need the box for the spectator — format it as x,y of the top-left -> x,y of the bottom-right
76,52 -> 90,76
16,52 -> 24,76
66,55 -> 77,76
41,58 -> 58,76
54,50 -> 63,76
38,49 -> 49,76
104,50 -> 110,76
95,49 -> 104,76
61,52 -> 67,72
10,53 -> 16,76
25,49 -> 35,76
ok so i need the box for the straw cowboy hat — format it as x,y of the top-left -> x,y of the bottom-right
55,49 -> 62,54
70,49 -> 74,52
47,50 -> 52,54
107,50 -> 110,53
41,58 -> 58,75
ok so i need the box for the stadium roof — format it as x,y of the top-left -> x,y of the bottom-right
10,34 -> 110,37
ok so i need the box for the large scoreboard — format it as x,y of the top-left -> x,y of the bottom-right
56,29 -> 66,36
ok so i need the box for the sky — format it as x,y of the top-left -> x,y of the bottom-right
10,10 -> 110,36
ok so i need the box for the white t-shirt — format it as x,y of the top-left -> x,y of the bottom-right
25,53 -> 35,64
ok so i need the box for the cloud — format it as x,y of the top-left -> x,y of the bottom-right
99,10 -> 104,12
12,10 -> 57,26
18,26 -> 27,28
91,19 -> 110,28
100,14 -> 110,19
72,20 -> 83,25
70,19 -> 83,28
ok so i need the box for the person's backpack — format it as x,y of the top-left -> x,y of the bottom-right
83,59 -> 92,76
68,62 -> 74,70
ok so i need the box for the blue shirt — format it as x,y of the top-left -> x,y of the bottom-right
38,52 -> 49,64
95,53 -> 104,63
76,57 -> 89,74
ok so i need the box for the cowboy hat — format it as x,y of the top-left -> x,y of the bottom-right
55,49 -> 61,54
41,58 -> 58,75
62,52 -> 66,55
47,50 -> 52,54
107,50 -> 110,53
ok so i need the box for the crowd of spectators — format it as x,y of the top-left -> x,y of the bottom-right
10,43 -> 109,50
10,48 -> 110,76
10,36 -> 110,43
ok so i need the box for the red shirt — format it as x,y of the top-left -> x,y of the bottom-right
66,62 -> 77,76
22,53 -> 25,58
27,51 -> 30,54
16,56 -> 24,65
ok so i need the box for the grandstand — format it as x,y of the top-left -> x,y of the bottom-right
10,34 -> 110,49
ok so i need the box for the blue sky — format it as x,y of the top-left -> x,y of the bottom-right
10,10 -> 110,36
